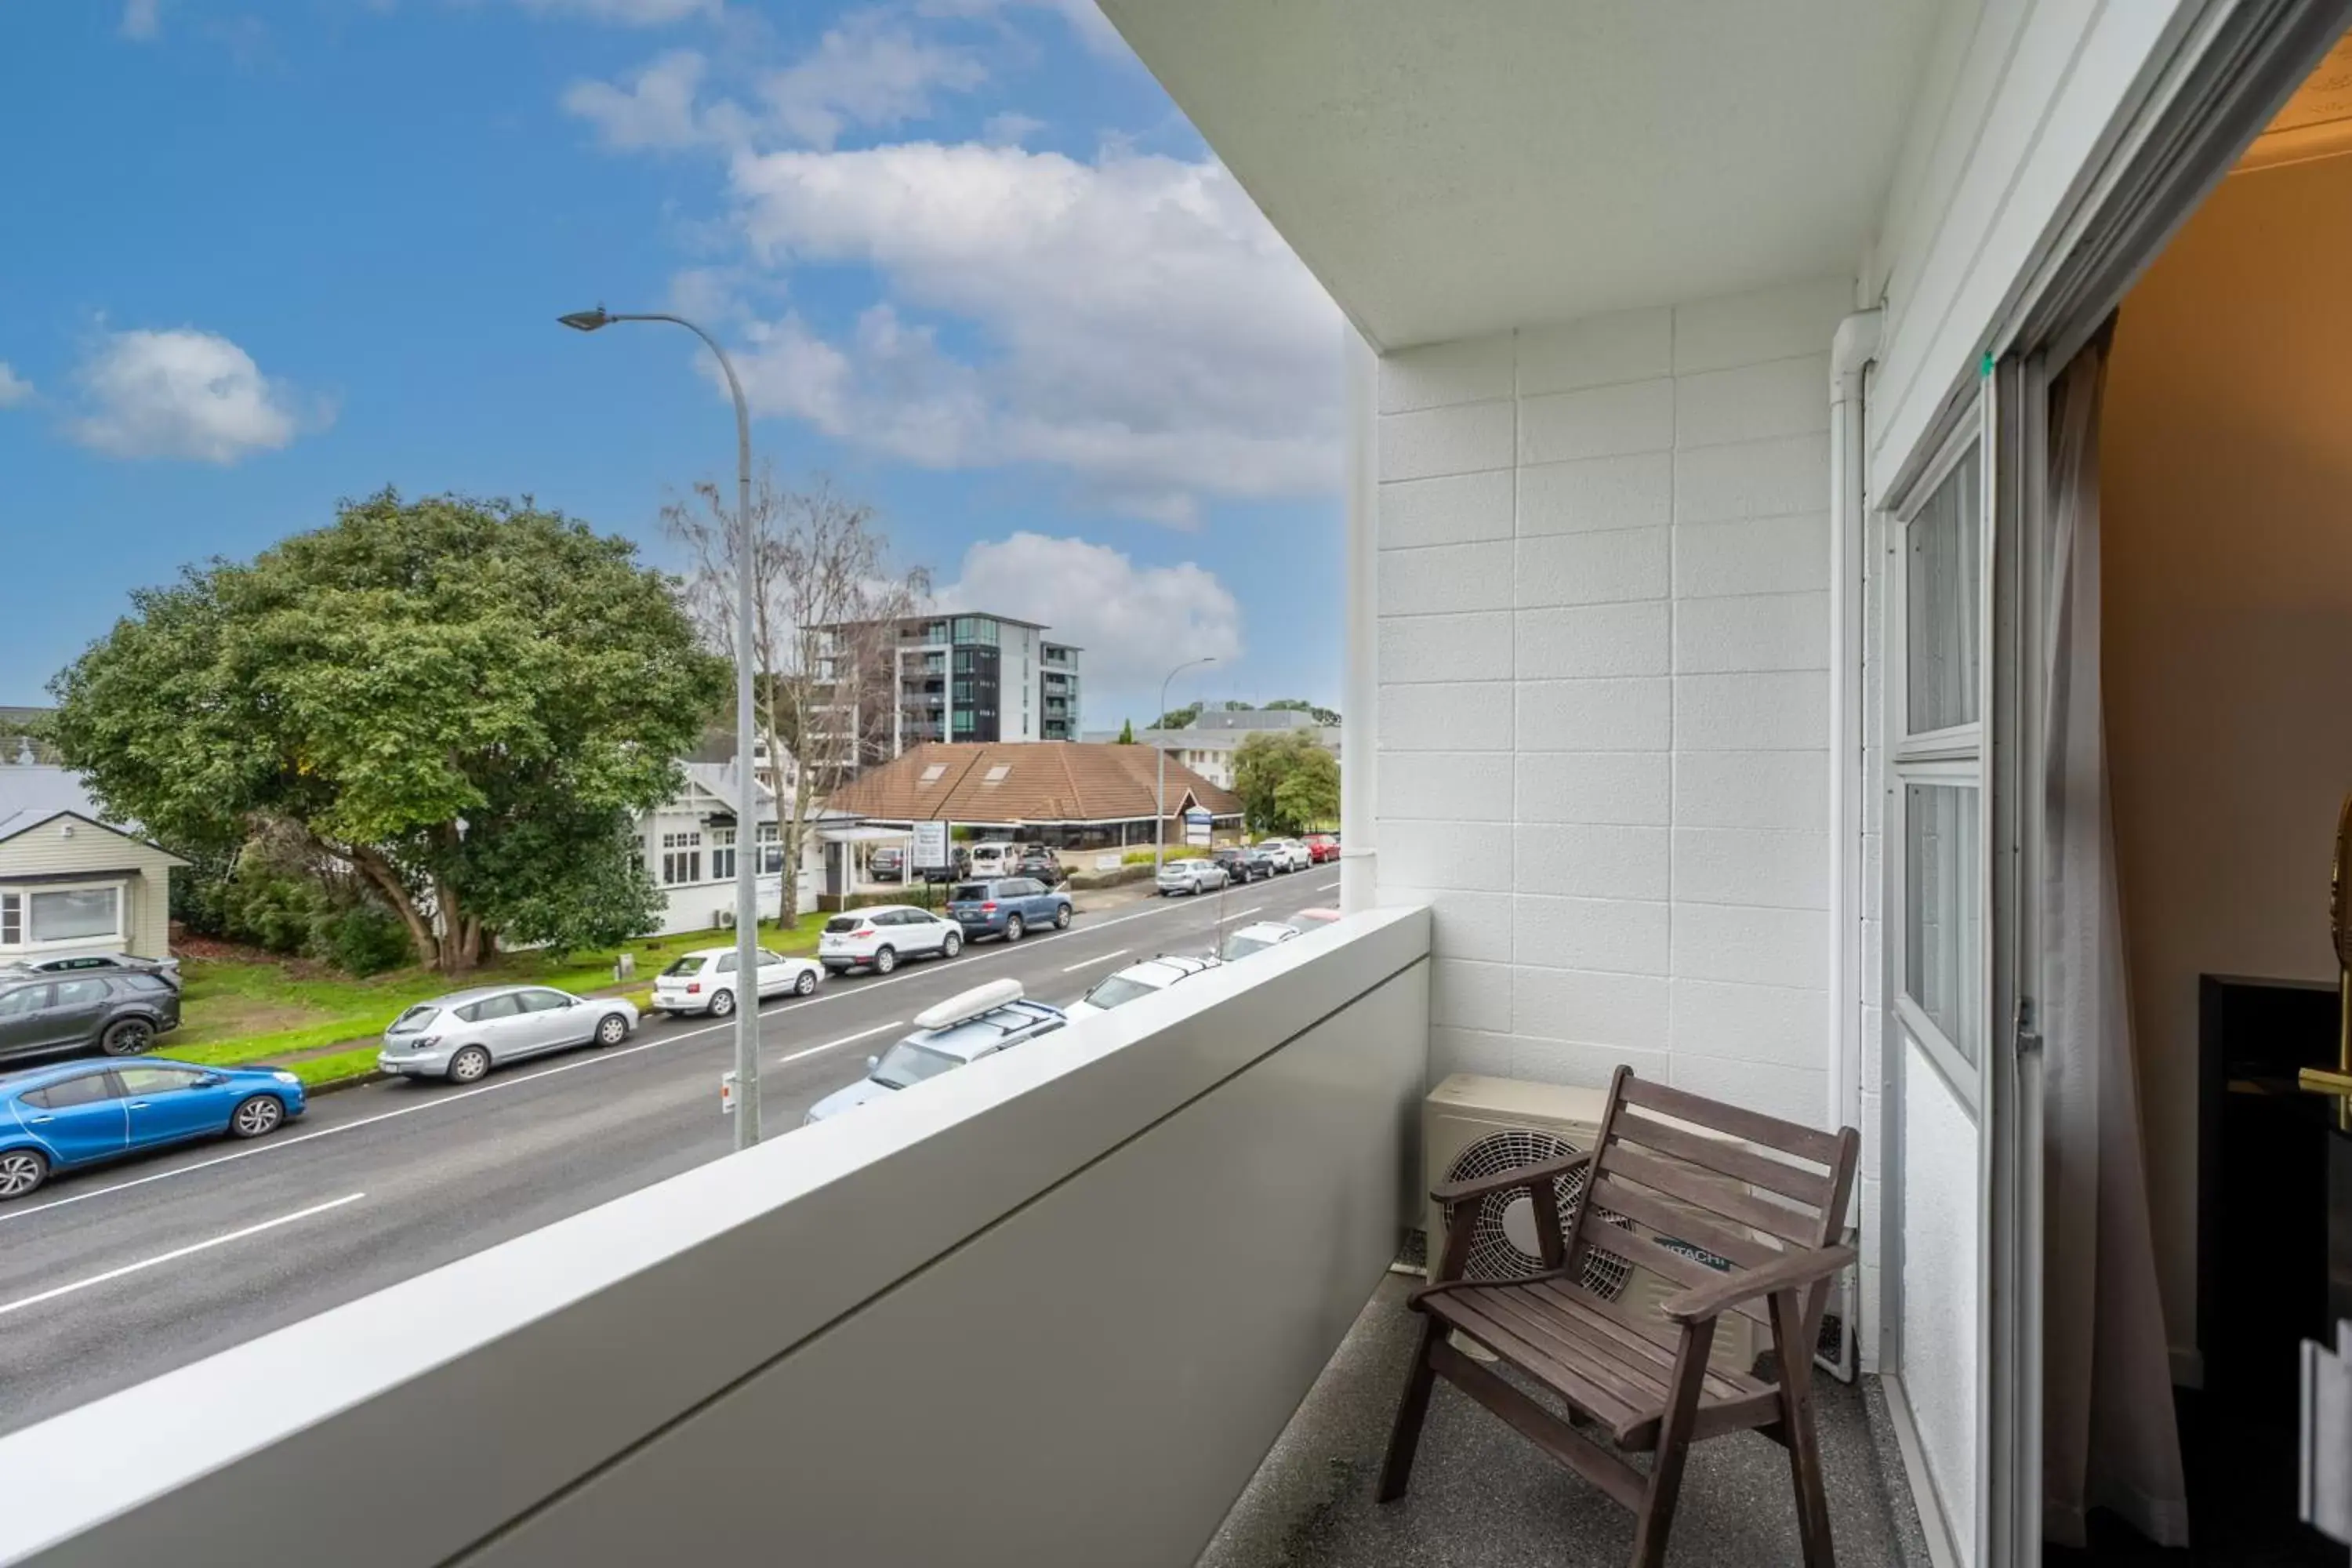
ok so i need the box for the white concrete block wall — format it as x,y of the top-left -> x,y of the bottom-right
1376,277 -> 1849,1131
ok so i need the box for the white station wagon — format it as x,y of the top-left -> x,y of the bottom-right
651,946 -> 824,1018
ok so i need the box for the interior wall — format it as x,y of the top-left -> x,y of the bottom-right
2102,149 -> 2352,1368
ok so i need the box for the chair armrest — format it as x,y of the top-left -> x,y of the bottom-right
1431,1150 -> 1591,1207
1660,1243 -> 1857,1326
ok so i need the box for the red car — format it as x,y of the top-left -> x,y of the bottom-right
1305,833 -> 1341,864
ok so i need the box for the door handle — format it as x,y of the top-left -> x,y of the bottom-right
29,1115 -> 53,1124
127,1101 -> 150,1109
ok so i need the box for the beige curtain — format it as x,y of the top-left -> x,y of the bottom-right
2040,331 -> 2190,1548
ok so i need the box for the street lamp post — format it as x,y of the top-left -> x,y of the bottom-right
1154,656 -> 1214,874
561,305 -> 763,1151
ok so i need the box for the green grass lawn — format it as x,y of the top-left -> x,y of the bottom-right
166,920 -> 824,1077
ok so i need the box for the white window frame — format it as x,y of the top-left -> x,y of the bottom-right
2,879 -> 128,953
1888,412 -> 1991,1113
660,829 -> 704,887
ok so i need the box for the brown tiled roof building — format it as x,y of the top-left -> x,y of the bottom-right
824,742 -> 1242,828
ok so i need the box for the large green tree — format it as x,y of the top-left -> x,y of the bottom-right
1231,730 -> 1341,836
50,491 -> 729,972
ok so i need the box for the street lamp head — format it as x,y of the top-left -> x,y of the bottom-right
557,307 -> 613,333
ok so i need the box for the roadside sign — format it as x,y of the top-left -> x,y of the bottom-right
1183,806 -> 1213,848
912,820 -> 949,870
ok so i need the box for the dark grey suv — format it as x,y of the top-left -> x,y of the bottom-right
0,971 -> 182,1065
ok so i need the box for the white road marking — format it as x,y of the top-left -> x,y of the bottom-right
0,885 -> 1325,1226
772,1022 -> 900,1068
1317,881 -> 1339,893
1062,949 -> 1129,973
0,1193 -> 366,1318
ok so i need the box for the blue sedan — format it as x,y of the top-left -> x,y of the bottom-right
0,1058 -> 307,1201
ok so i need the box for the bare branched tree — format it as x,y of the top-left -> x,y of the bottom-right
663,470 -> 930,924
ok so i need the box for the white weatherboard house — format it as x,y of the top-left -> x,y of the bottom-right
0,765 -> 184,963
8,8 -> 2352,1568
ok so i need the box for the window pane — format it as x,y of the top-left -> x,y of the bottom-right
118,1067 -> 204,1094
1905,782 -> 1980,1065
35,1073 -> 119,1109
1907,446 -> 1981,733
28,887 -> 120,942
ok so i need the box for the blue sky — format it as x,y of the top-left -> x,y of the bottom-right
0,0 -> 1344,730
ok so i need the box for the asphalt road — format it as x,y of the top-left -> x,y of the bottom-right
0,872 -> 1339,1438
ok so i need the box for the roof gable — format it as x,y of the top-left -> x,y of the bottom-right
824,743 -> 1243,824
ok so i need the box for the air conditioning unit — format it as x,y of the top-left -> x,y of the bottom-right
716,906 -> 735,929
1424,1074 -> 1758,1376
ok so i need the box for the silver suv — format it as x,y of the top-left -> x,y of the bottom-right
378,985 -> 638,1083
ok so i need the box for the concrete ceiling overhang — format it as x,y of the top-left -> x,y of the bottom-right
1102,0 -> 1944,350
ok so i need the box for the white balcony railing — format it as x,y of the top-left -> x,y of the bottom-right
0,906 -> 1431,1568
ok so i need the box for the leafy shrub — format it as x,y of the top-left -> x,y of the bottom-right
318,904 -> 414,976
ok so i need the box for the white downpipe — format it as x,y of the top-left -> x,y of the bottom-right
1340,327 -> 1379,914
1825,307 -> 1881,1387
1827,307 -> 1882,1134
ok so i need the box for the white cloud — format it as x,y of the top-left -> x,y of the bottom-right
121,0 -> 162,41
564,49 -> 736,150
0,363 -> 31,409
760,11 -> 987,150
933,533 -> 1243,713
564,10 -> 988,153
69,328 -> 318,463
517,0 -> 717,24
720,142 -> 1341,524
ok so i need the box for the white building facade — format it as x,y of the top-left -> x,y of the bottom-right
633,762 -> 819,935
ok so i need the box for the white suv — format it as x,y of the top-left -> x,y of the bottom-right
1258,839 -> 1310,873
651,946 -> 823,1018
817,906 -> 965,975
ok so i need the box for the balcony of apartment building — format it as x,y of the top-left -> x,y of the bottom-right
0,904 -> 1921,1568
12,0 -> 2306,1562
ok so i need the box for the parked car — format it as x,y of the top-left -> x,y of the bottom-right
0,1058 -> 306,1200
1156,858 -> 1230,896
965,842 -> 1018,879
1064,953 -> 1221,1020
802,979 -> 1065,1125
0,971 -> 181,1065
817,905 -> 964,974
377,985 -> 639,1083
1211,846 -> 1272,884
0,950 -> 181,989
946,878 -> 1073,942
869,846 -> 905,883
1304,833 -> 1341,865
1219,921 -> 1301,961
1258,839 -> 1310,873
1014,848 -> 1069,887
651,946 -> 823,1018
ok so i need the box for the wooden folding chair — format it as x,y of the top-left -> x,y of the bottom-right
1379,1065 -> 1860,1567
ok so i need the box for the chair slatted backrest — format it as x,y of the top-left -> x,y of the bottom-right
1564,1069 -> 1859,1336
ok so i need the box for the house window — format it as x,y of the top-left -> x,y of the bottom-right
758,822 -> 782,874
660,830 -> 702,886
710,828 -> 736,882
0,892 -> 18,946
27,886 -> 121,944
